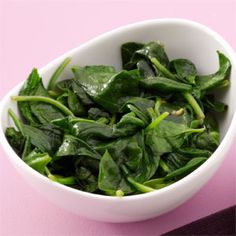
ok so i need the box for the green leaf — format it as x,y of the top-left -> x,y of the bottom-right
5,127 -> 25,156
98,150 -> 122,194
18,69 -> 43,124
164,157 -> 207,181
140,77 -> 192,93
23,124 -> 63,155
73,66 -> 141,113
75,166 -> 98,192
122,97 -> 155,125
145,118 -> 205,155
203,95 -> 227,113
88,107 -> 111,120
137,59 -> 155,78
67,90 -> 85,116
196,51 -> 231,93
56,135 -> 100,160
71,119 -> 118,141
116,112 -> 145,135
121,42 -> 144,69
18,69 -> 66,124
169,58 -> 197,82
122,42 -> 169,76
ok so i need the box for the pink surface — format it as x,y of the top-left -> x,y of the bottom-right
0,0 -> 235,235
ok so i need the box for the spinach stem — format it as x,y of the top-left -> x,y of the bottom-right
48,90 -> 61,98
151,57 -> 176,80
45,167 -> 76,185
182,92 -> 205,120
154,98 -> 162,116
159,159 -> 170,173
127,176 -> 154,193
116,189 -> 124,197
11,96 -> 74,116
147,107 -> 157,121
47,57 -> 72,90
8,108 -> 25,135
96,117 -> 109,124
146,111 -> 169,130
109,114 -> 116,126
185,127 -> 205,133
127,104 -> 149,125
70,118 -> 95,123
122,164 -> 154,193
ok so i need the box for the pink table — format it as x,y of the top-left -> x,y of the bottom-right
0,0 -> 235,235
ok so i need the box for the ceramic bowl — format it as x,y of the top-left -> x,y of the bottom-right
0,19 -> 235,222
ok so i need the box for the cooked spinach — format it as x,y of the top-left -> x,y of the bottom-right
5,41 -> 230,196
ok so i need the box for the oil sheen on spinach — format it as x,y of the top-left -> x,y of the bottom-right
6,41 -> 231,196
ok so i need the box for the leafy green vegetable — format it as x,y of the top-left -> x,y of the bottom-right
121,42 -> 144,69
169,58 -> 197,83
164,157 -> 207,181
73,66 -> 141,113
5,40 -> 230,197
18,69 -> 66,124
140,77 -> 192,92
47,57 -> 71,90
5,127 -> 25,155
196,51 -> 231,94
98,150 -> 122,194
56,134 -> 100,160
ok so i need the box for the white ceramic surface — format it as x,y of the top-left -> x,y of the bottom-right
0,19 -> 236,223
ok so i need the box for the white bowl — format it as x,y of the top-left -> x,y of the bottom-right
0,19 -> 236,223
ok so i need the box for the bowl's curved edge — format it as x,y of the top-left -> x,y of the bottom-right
0,19 -> 235,221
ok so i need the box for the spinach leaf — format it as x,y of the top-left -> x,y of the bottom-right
116,112 -> 145,135
121,42 -> 144,69
18,69 -> 42,124
56,134 -> 100,160
55,79 -> 73,92
18,69 -> 65,124
67,90 -> 85,116
140,77 -> 192,92
203,95 -> 227,113
122,41 -> 169,74
145,118 -> 205,155
164,157 -> 207,181
98,150 -> 132,195
73,66 -> 141,113
71,119 -> 119,141
137,59 -> 155,78
191,114 -> 219,151
76,166 -> 98,192
169,58 -> 197,83
88,107 -> 111,120
23,124 -> 63,155
196,51 -> 231,93
5,127 -> 25,156
122,97 -> 155,125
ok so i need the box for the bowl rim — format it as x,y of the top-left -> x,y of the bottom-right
0,18 -> 236,201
